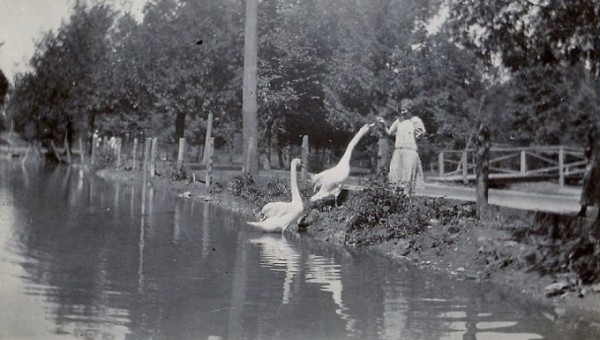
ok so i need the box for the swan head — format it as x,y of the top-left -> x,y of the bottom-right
359,123 -> 374,134
291,158 -> 302,169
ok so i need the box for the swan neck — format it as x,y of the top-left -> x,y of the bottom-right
290,164 -> 301,202
340,128 -> 368,164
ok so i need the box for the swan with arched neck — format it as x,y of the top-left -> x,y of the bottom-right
247,158 -> 304,232
310,123 -> 374,203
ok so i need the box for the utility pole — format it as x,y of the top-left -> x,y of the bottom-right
242,0 -> 259,176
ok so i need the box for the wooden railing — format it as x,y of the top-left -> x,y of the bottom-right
434,145 -> 586,187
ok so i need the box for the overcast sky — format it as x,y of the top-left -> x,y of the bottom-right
0,0 -> 147,81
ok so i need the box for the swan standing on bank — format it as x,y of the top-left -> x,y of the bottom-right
310,123 -> 374,204
247,158 -> 304,232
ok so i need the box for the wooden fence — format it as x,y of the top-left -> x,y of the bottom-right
432,145 -> 586,187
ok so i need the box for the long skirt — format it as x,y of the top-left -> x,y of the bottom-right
388,148 -> 424,191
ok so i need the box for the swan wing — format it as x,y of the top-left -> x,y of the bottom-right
247,202 -> 304,232
309,165 -> 348,202
261,201 -> 292,219
247,216 -> 287,232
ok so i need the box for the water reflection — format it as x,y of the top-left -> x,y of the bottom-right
0,161 -> 597,339
250,235 -> 300,304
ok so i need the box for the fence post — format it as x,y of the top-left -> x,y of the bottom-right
177,137 -> 186,169
150,137 -> 158,177
116,137 -> 122,168
520,150 -> 527,174
438,152 -> 444,177
132,138 -> 138,170
206,137 -> 214,189
301,135 -> 309,182
79,138 -> 85,165
558,146 -> 564,187
144,138 -> 151,179
462,150 -> 468,184
202,112 -> 213,164
475,125 -> 490,219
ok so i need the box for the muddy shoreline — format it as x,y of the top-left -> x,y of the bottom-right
96,168 -> 600,330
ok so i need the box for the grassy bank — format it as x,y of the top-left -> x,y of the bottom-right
96,167 -> 600,327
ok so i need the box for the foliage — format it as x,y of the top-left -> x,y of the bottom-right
513,213 -> 600,284
165,164 -> 188,181
338,174 -> 477,246
92,144 -> 117,171
5,0 -> 595,164
228,172 -> 312,208
6,4 -> 115,145
508,64 -> 596,145
444,0 -> 597,72
0,69 -> 7,107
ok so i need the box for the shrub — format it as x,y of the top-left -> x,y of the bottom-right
92,145 -> 116,170
338,174 -> 476,246
165,164 -> 188,181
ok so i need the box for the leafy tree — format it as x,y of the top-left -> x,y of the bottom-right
443,0 -> 599,147
103,0 -> 244,146
7,4 -> 116,149
445,0 -> 597,72
0,69 -> 7,107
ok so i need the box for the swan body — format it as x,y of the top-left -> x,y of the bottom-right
310,123 -> 374,202
247,158 -> 304,232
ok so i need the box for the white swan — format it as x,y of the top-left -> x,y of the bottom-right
258,159 -> 303,220
247,158 -> 304,233
310,123 -> 374,203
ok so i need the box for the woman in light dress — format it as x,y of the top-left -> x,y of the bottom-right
377,100 -> 426,193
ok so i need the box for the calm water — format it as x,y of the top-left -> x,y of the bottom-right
0,161 -> 596,340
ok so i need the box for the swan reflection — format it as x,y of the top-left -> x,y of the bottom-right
249,235 -> 300,304
250,236 -> 356,333
305,254 -> 356,333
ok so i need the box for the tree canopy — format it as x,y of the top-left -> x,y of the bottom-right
4,0 -> 596,163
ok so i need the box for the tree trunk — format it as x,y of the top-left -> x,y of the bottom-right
175,111 -> 186,140
265,116 -> 273,169
277,135 -> 285,169
242,0 -> 259,176
475,124 -> 490,219
595,12 -> 600,115
87,112 -> 96,155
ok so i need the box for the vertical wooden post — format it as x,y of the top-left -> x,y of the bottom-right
177,137 -> 186,169
150,138 -> 158,177
438,152 -> 444,177
144,138 -> 151,179
520,150 -> 527,174
242,0 -> 259,177
132,138 -> 138,170
116,137 -> 122,168
462,151 -> 468,184
206,137 -> 214,188
202,112 -> 213,164
558,146 -> 565,187
91,135 -> 98,165
79,137 -> 85,165
301,135 -> 309,182
475,124 -> 490,219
